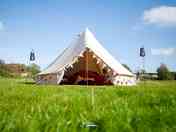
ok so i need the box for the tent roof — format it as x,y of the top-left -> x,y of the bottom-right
39,28 -> 133,76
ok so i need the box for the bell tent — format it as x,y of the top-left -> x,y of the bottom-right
36,28 -> 136,85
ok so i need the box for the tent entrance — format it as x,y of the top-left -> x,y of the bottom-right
60,49 -> 112,85
72,70 -> 107,85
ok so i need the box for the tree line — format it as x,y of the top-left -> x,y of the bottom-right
124,63 -> 175,80
0,59 -> 175,80
0,59 -> 40,78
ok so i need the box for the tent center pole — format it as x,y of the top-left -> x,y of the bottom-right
86,49 -> 94,107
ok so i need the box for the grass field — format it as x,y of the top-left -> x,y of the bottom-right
0,78 -> 176,132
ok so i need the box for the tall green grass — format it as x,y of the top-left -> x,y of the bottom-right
0,78 -> 176,132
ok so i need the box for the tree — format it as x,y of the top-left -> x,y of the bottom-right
157,64 -> 173,80
122,64 -> 132,72
27,63 -> 40,76
0,59 -> 5,64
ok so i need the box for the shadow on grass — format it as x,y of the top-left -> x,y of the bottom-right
18,80 -> 36,85
24,81 -> 35,85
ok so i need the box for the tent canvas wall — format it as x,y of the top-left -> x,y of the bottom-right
36,28 -> 136,85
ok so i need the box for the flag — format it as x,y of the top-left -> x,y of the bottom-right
30,50 -> 35,61
140,47 -> 145,57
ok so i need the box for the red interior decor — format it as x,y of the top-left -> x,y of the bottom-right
61,70 -> 112,85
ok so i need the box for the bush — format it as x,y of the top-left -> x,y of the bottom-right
157,64 -> 174,80
27,63 -> 41,77
0,64 -> 13,77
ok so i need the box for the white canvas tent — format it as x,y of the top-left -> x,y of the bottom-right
36,28 -> 136,85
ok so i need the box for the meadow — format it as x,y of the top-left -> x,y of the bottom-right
0,78 -> 176,132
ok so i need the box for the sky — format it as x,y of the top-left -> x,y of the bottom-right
0,0 -> 176,72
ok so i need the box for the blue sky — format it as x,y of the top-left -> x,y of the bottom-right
0,0 -> 176,72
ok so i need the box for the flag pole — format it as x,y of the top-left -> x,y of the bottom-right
29,49 -> 36,80
140,46 -> 146,85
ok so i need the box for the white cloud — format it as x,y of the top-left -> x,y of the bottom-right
151,48 -> 176,56
0,21 -> 4,30
143,6 -> 176,26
